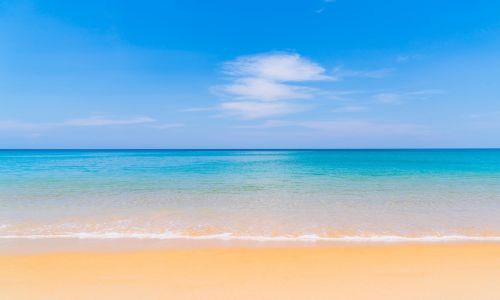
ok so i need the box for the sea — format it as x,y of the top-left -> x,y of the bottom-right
1,149 -> 500,242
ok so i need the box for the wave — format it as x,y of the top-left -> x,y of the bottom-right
2,232 -> 500,243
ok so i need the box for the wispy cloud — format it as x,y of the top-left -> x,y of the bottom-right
469,110 -> 500,119
331,105 -> 368,113
467,110 -> 500,129
214,52 -> 334,119
148,123 -> 184,129
180,107 -> 216,112
374,89 -> 444,104
315,0 -> 337,14
238,120 -> 292,129
0,120 -> 53,130
407,89 -> 444,96
217,78 -> 315,101
223,52 -> 332,82
219,101 -> 301,119
332,67 -> 393,79
209,52 -> 397,120
373,92 -> 402,104
64,116 -> 156,126
396,54 -> 421,63
242,119 -> 426,136
297,120 -> 423,135
0,116 -> 181,131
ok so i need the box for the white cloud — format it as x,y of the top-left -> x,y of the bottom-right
64,116 -> 156,126
219,78 -> 314,101
212,52 -> 400,120
215,52 -> 333,119
219,101 -> 300,119
223,52 -> 332,82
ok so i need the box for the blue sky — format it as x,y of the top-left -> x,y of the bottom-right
1,0 -> 500,148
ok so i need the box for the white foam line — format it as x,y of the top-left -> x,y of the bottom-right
2,233 -> 500,243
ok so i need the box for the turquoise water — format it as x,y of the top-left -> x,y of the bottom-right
1,149 -> 500,241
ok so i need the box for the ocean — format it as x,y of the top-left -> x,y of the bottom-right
1,149 -> 500,242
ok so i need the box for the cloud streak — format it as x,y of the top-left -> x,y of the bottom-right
315,0 -> 337,14
0,120 -> 54,130
331,105 -> 368,113
0,116 -> 181,131
332,67 -> 393,79
241,119 -> 426,136
64,116 -> 156,126
374,89 -> 445,104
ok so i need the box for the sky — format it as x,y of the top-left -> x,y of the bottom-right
1,0 -> 500,148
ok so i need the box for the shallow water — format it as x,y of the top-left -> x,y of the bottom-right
1,149 -> 500,242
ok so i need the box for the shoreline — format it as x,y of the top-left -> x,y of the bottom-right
3,236 -> 500,255
2,243 -> 500,299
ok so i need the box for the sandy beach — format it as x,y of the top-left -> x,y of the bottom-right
2,243 -> 500,300
3,0 -> 500,296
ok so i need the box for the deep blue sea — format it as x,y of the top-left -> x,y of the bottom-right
1,149 -> 500,241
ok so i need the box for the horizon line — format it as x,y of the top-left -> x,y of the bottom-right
1,148 -> 500,151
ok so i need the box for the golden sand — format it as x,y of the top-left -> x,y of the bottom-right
2,244 -> 500,300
